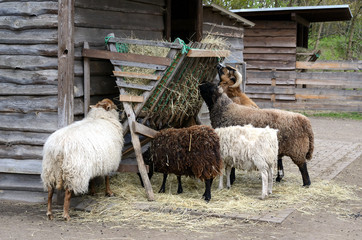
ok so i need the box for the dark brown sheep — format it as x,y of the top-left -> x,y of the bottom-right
145,125 -> 223,201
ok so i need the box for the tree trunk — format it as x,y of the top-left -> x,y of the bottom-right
346,4 -> 361,60
314,23 -> 323,50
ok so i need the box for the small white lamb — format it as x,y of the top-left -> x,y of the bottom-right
215,125 -> 278,199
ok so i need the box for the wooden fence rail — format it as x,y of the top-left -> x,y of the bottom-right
248,60 -> 362,112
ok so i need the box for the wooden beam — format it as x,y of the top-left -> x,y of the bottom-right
119,95 -> 144,103
296,61 -> 362,71
83,42 -> 90,116
132,121 -> 159,138
116,80 -> 153,91
57,0 -> 75,205
118,163 -> 149,173
187,49 -> 230,57
113,71 -> 161,80
82,48 -> 172,66
291,13 -> 310,27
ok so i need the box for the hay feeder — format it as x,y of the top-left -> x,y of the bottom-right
82,33 -> 230,201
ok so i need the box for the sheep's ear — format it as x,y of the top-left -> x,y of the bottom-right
89,105 -> 95,109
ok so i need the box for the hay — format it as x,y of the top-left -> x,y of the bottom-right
71,170 -> 359,230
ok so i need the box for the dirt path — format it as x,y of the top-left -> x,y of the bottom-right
0,117 -> 361,240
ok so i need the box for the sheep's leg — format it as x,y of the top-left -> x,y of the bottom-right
298,162 -> 311,186
226,167 -> 232,189
89,178 -> 96,196
177,176 -> 183,194
230,167 -> 236,185
260,170 -> 268,200
276,157 -> 284,182
218,172 -> 224,190
63,188 -> 72,221
267,166 -> 274,195
203,179 -> 212,202
105,176 -> 114,197
46,187 -> 54,220
158,173 -> 168,193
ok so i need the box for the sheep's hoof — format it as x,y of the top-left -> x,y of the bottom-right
46,212 -> 53,220
177,188 -> 183,194
63,214 -> 70,221
259,195 -> 266,200
204,197 -> 210,203
303,184 -> 310,188
276,176 -> 283,182
105,192 -> 115,197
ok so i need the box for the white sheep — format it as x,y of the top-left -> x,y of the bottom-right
215,125 -> 278,199
41,99 -> 124,221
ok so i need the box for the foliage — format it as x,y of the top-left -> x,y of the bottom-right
300,111 -> 362,120
203,0 -> 361,60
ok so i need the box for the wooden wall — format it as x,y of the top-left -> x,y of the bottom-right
243,20 -> 297,104
0,0 -> 166,202
74,0 -> 166,111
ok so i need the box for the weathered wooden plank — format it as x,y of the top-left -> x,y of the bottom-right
246,86 -> 295,95
58,0 -> 75,131
295,79 -> 362,88
247,20 -> 296,29
296,61 -> 362,71
0,173 -> 43,191
0,130 -> 49,146
0,69 -> 58,85
0,2 -> 57,16
0,29 -> 58,44
74,27 -> 163,45
0,190 -> 48,203
119,95 -> 144,103
75,7 -> 163,30
0,159 -> 42,175
224,50 -> 244,64
0,96 -> 57,113
245,28 -> 295,37
107,37 -> 182,49
113,71 -> 161,80
244,47 -> 296,54
111,60 -> 168,70
75,0 -> 164,14
203,22 -> 244,38
247,71 -> 297,79
0,15 -> 57,30
244,53 -> 295,61
116,80 -> 153,91
246,60 -> 295,70
246,78 -> 295,85
83,42 -> 91,115
244,37 -> 296,48
272,101 -> 362,112
187,49 -> 230,57
0,83 -> 57,95
132,121 -> 158,138
74,59 -> 114,77
296,71 -> 362,82
83,48 -> 172,66
295,88 -> 362,101
0,112 -> 57,133
0,145 -> 43,160
0,55 -> 57,70
0,44 -> 57,56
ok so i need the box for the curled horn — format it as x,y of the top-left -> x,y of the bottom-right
230,70 -> 243,88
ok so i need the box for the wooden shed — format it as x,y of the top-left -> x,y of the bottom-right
231,5 -> 360,111
0,0 -> 245,202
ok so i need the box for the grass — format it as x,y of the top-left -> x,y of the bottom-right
298,111 -> 362,120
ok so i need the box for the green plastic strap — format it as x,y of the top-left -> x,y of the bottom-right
174,38 -> 191,54
105,36 -> 113,46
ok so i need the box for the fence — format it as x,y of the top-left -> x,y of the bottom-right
248,60 -> 362,112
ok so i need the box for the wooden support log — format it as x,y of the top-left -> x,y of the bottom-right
131,121 -> 158,138
116,80 -> 153,91
83,42 -> 90,116
82,48 -> 172,66
113,71 -> 161,80
119,95 -> 144,103
187,49 -> 230,58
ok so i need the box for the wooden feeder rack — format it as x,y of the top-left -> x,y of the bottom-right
82,33 -> 230,201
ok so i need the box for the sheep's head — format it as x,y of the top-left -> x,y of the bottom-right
217,64 -> 242,92
199,82 -> 224,111
93,99 -> 117,111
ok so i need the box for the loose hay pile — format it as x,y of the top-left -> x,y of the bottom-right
71,170 -> 359,230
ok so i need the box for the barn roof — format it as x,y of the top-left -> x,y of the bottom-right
231,5 -> 352,22
204,3 -> 255,27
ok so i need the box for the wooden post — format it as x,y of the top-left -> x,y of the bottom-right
83,42 -> 90,115
57,0 -> 75,204
107,33 -> 154,201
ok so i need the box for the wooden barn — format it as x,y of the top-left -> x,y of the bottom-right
232,5 -> 361,112
0,1 -> 252,202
